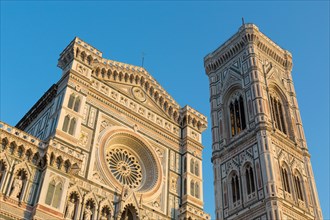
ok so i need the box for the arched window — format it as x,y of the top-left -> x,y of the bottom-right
62,115 -> 70,132
45,180 -> 55,205
56,157 -> 63,169
270,95 -> 287,134
190,159 -> 194,174
190,180 -> 195,197
68,118 -> 76,135
231,173 -> 240,203
68,93 -> 81,112
64,160 -> 71,173
63,115 -> 76,136
281,167 -> 291,193
245,164 -> 255,195
74,97 -> 81,112
53,183 -> 62,208
195,161 -> 199,176
49,153 -> 55,166
68,94 -> 75,109
45,179 -> 63,208
195,182 -> 200,199
294,175 -> 304,201
229,95 -> 246,137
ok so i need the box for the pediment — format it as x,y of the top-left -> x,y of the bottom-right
102,79 -> 176,120
87,58 -> 207,132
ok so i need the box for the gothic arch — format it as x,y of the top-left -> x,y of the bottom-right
66,184 -> 83,202
1,137 -> 9,151
228,170 -> 241,205
120,203 -> 139,220
268,83 -> 292,136
292,169 -> 305,201
13,162 -> 31,180
280,160 -> 292,194
242,162 -> 256,196
223,87 -> 247,138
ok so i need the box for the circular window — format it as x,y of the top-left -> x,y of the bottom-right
99,130 -> 162,195
106,148 -> 142,188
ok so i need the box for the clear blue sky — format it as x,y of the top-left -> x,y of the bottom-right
1,1 -> 329,219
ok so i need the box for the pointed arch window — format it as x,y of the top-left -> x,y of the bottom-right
74,97 -> 81,112
231,173 -> 240,203
62,115 -> 77,136
195,182 -> 200,199
62,115 -> 70,132
67,93 -> 81,112
68,118 -> 76,135
190,180 -> 195,197
190,159 -> 194,174
45,179 -> 63,208
195,161 -> 199,177
245,165 -> 255,195
68,94 -> 75,109
294,175 -> 304,201
270,95 -> 287,134
229,95 -> 246,137
45,180 -> 55,205
281,167 -> 291,193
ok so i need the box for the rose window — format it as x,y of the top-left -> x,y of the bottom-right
99,131 -> 162,194
106,148 -> 142,188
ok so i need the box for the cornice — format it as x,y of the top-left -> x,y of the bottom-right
204,23 -> 293,75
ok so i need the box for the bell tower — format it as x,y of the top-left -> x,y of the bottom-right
204,24 -> 322,220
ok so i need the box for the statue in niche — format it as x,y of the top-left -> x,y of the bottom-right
10,175 -> 23,199
100,210 -> 110,220
84,205 -> 93,220
65,198 -> 76,219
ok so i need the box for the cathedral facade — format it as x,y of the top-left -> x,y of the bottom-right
205,24 -> 322,220
0,38 -> 210,220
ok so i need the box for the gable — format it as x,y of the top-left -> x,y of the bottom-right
105,81 -> 174,120
91,66 -> 182,122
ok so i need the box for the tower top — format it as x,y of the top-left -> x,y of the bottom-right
204,23 -> 292,74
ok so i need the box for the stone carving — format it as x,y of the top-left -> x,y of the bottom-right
10,176 -> 23,199
191,131 -> 199,141
129,102 -> 136,110
111,91 -> 118,100
79,131 -> 88,147
138,107 -> 145,116
106,148 -> 142,188
100,85 -> 109,95
83,205 -> 93,220
76,64 -> 87,76
120,97 -> 128,105
132,87 -> 146,102
156,118 -> 162,125
147,112 -> 154,120
65,199 -> 75,219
